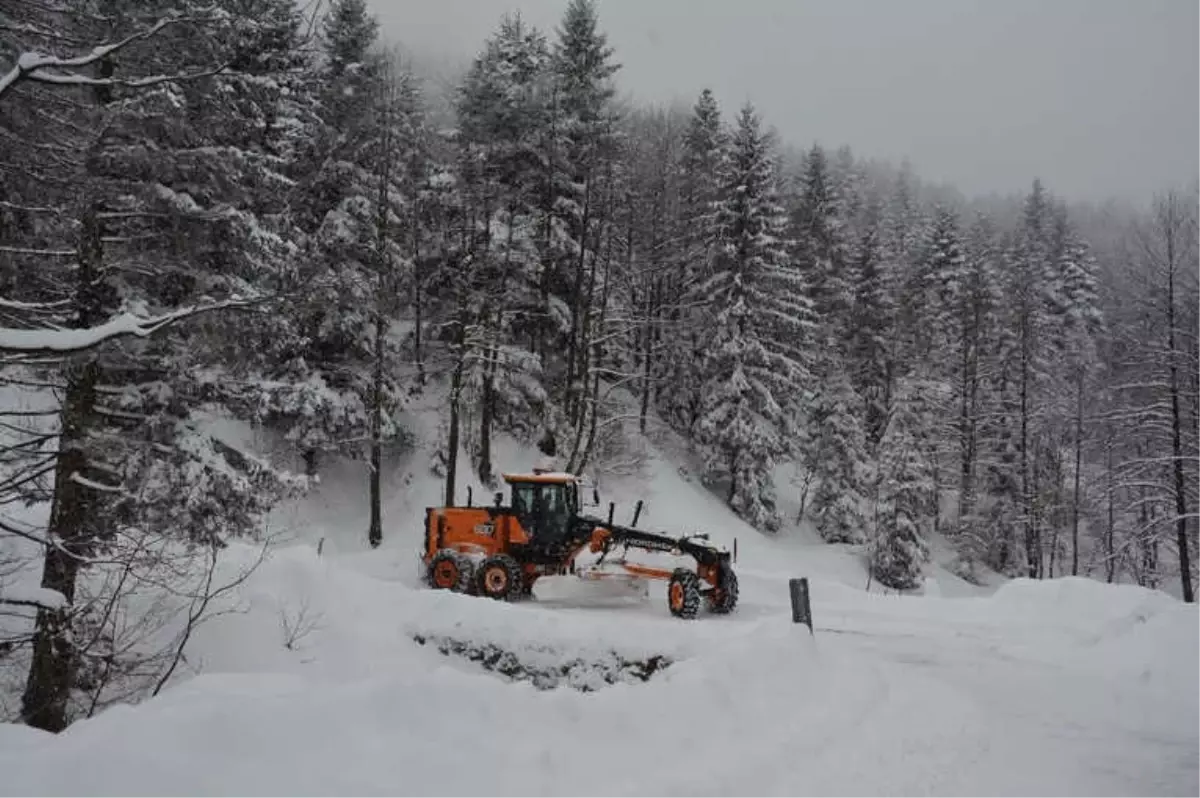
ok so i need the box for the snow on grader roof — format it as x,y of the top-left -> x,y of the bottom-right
501,470 -> 581,484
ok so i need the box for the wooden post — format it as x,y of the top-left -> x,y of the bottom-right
789,577 -> 813,633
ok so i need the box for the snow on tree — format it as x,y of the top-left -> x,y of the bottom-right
265,0 -> 421,488
946,213 -> 1004,569
549,0 -> 621,440
1,0 -> 316,732
807,368 -> 870,543
453,13 -> 555,486
694,103 -> 812,532
791,143 -> 853,361
848,192 -> 896,449
870,381 -> 933,590
660,88 -> 726,436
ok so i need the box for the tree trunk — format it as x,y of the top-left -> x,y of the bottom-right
638,284 -> 653,436
22,202 -> 106,733
445,351 -> 463,509
957,336 -> 974,532
565,177 -> 592,427
1020,338 -> 1037,578
577,232 -> 614,475
478,347 -> 495,486
1164,207 -> 1194,602
367,309 -> 385,549
1104,434 -> 1116,583
1070,369 -> 1084,576
445,293 -> 468,507
411,208 -> 424,386
727,448 -> 738,505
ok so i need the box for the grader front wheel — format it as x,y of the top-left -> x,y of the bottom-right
707,566 -> 739,614
427,550 -> 473,593
667,569 -> 702,619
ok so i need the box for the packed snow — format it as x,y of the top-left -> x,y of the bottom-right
0,398 -> 1195,796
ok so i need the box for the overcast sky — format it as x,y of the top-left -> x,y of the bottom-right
369,0 -> 1198,202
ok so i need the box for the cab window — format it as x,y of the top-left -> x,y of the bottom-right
512,483 -> 535,518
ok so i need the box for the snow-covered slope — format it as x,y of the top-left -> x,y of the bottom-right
0,395 -> 1196,796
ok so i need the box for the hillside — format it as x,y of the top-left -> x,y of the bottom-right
0,396 -> 1195,796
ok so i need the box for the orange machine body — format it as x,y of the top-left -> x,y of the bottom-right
419,470 -> 739,618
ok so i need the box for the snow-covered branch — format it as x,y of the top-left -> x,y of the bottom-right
0,587 -> 68,611
0,16 -> 223,103
0,298 -> 256,356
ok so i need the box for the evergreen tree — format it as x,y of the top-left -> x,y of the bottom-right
871,382 -> 933,590
848,193 -> 895,449
918,205 -> 967,366
549,0 -> 621,438
275,0 -> 417,482
791,144 -> 852,361
5,0 -> 314,732
662,88 -> 726,435
808,369 -> 870,543
695,103 -> 811,531
454,12 -> 554,486
321,0 -> 380,78
949,213 -> 1003,568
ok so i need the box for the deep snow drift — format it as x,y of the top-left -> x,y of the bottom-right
0,397 -> 1195,796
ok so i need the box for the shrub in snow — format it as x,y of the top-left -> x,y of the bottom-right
411,634 -> 672,692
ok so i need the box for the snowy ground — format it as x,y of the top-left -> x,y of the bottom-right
0,396 -> 1196,796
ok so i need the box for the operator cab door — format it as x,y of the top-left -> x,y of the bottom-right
510,482 -> 574,551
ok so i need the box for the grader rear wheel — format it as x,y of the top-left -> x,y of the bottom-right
476,554 -> 524,602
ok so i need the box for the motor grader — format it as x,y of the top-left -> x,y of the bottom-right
420,470 -> 738,619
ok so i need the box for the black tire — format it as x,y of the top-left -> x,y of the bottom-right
476,554 -> 524,602
427,549 -> 473,593
707,565 -> 739,614
667,568 -> 702,619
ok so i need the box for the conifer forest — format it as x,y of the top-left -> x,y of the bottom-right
0,0 -> 1196,736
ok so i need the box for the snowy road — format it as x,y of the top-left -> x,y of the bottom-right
1,542 -> 1193,797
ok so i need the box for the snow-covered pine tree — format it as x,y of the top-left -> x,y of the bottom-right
4,0 -> 314,732
791,143 -> 853,361
848,192 -> 895,449
695,103 -> 812,531
948,213 -> 1003,571
902,206 -> 969,536
549,0 -> 621,441
831,145 -> 865,239
885,164 -> 929,378
272,0 -> 420,493
661,88 -> 726,436
870,381 -> 933,590
918,205 -> 967,368
1009,179 -> 1058,577
454,13 -> 554,485
807,368 -> 870,543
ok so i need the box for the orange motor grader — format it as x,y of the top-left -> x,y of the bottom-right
420,470 -> 738,619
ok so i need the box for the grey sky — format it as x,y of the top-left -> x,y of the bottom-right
369,0 -> 1198,202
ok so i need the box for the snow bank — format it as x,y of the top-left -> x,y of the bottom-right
1,535 -> 1195,796
0,607 -> 828,797
990,576 -> 1180,622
